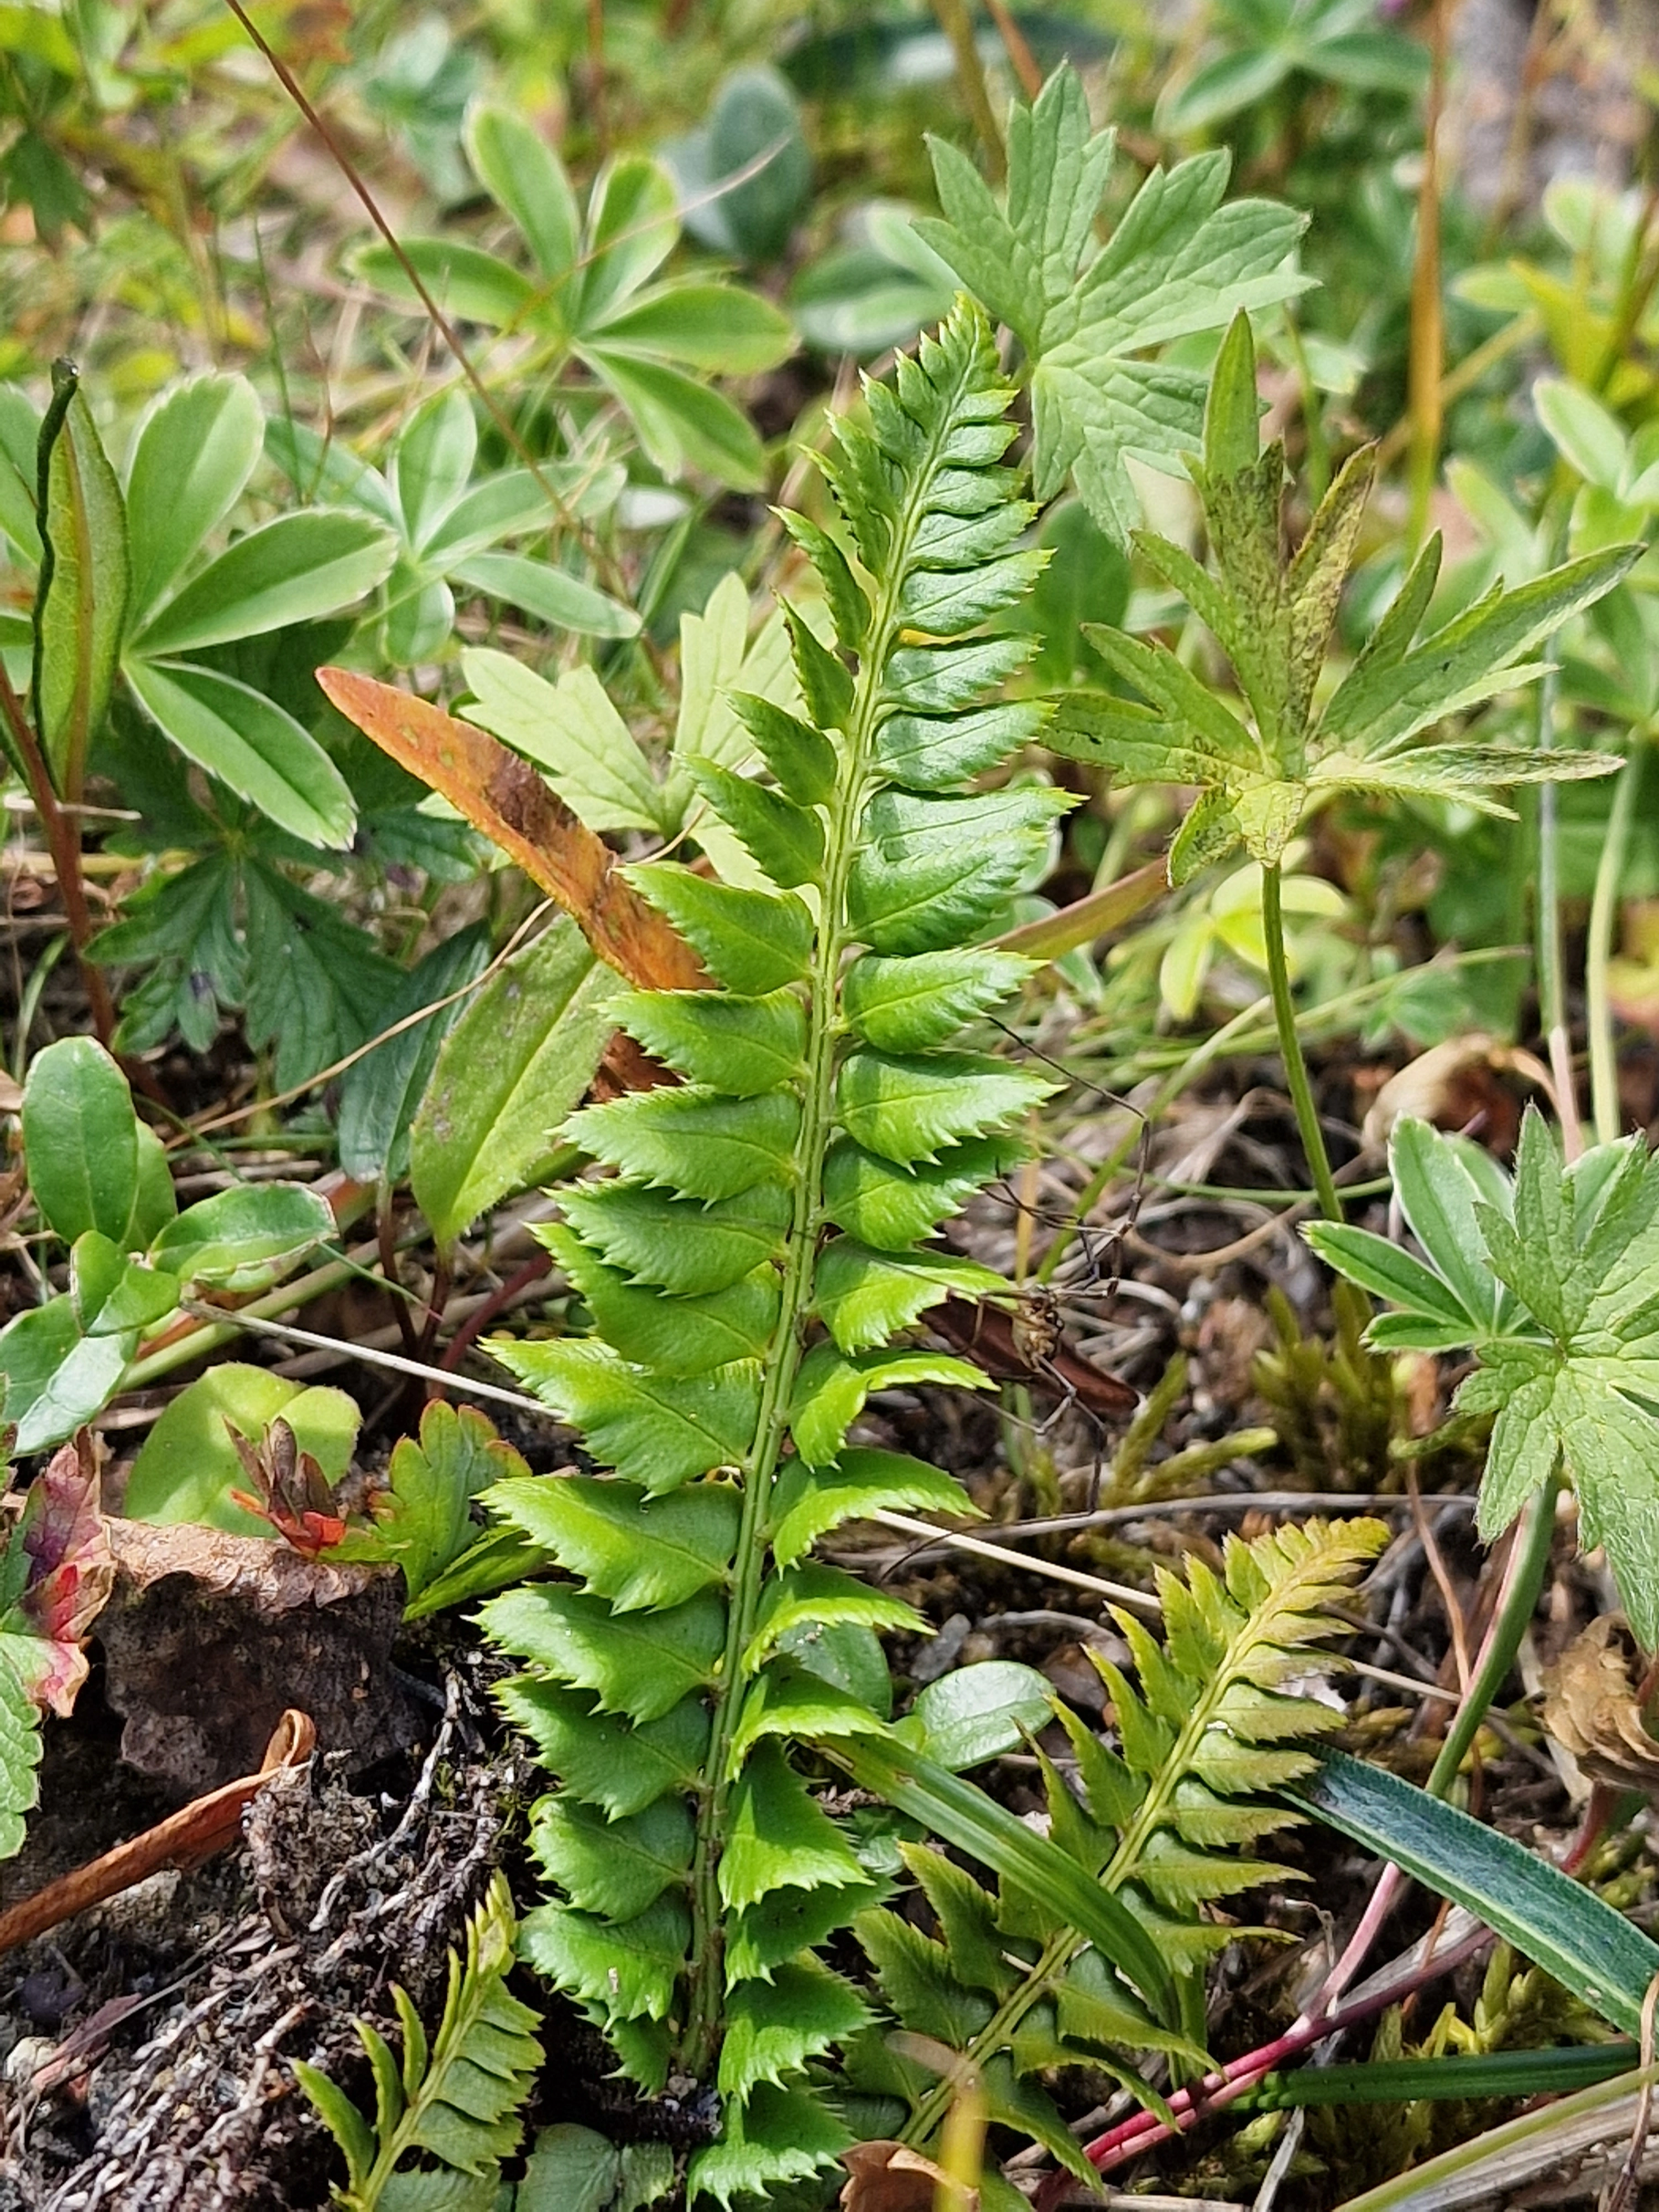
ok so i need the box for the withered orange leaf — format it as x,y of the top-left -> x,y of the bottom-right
317,669 -> 704,992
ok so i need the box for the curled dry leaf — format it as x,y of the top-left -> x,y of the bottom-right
0,1708 -> 315,1958
227,1416 -> 348,1558
840,2141 -> 979,2212
1542,1616 -> 1659,1792
1361,1033 -> 1553,1152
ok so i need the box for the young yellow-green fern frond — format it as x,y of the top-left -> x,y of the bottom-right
295,1875 -> 540,2212
852,1518 -> 1389,2181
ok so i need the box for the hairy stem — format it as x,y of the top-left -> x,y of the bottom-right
928,0 -> 1007,179
1261,861 -> 1344,1223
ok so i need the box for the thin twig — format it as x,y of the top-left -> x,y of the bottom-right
180,1302 -> 561,1420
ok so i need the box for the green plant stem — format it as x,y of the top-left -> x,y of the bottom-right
1587,744 -> 1641,1145
1261,860 -> 1344,1223
1425,1476 -> 1558,1797
1037,948 -> 1524,1287
1532,660 -> 1584,1159
928,0 -> 1006,178
1405,0 -> 1448,551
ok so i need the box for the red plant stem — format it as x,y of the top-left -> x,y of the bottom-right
1035,1919 -> 1491,2203
379,1194 -> 419,1359
0,660 -> 119,1050
416,1254 -> 452,1369
439,1250 -> 552,1373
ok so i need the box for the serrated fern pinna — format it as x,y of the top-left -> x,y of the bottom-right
478,301 -> 1080,2202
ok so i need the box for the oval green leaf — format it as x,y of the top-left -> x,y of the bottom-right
22,1035 -> 139,1246
124,658 -> 357,851
149,1181 -> 335,1292
128,509 -> 397,656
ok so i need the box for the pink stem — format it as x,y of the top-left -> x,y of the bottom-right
1032,1920 -> 1490,2208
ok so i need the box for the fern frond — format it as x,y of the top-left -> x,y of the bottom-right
854,1519 -> 1387,2159
478,296 -> 1077,2201
295,1875 -> 540,2212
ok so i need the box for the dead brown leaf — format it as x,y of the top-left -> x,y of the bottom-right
839,2141 -> 978,2212
105,1517 -> 380,1610
316,670 -> 705,991
1542,1616 -> 1659,1791
1361,1034 -> 1550,1152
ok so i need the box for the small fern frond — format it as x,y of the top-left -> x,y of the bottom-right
856,1520 -> 1387,2160
295,1875 -> 540,2212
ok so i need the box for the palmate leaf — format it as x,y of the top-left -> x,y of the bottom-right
296,1876 -> 539,2210
1049,313 -> 1639,878
356,108 -> 792,492
916,65 -> 1308,536
1311,1112 -> 1659,1643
